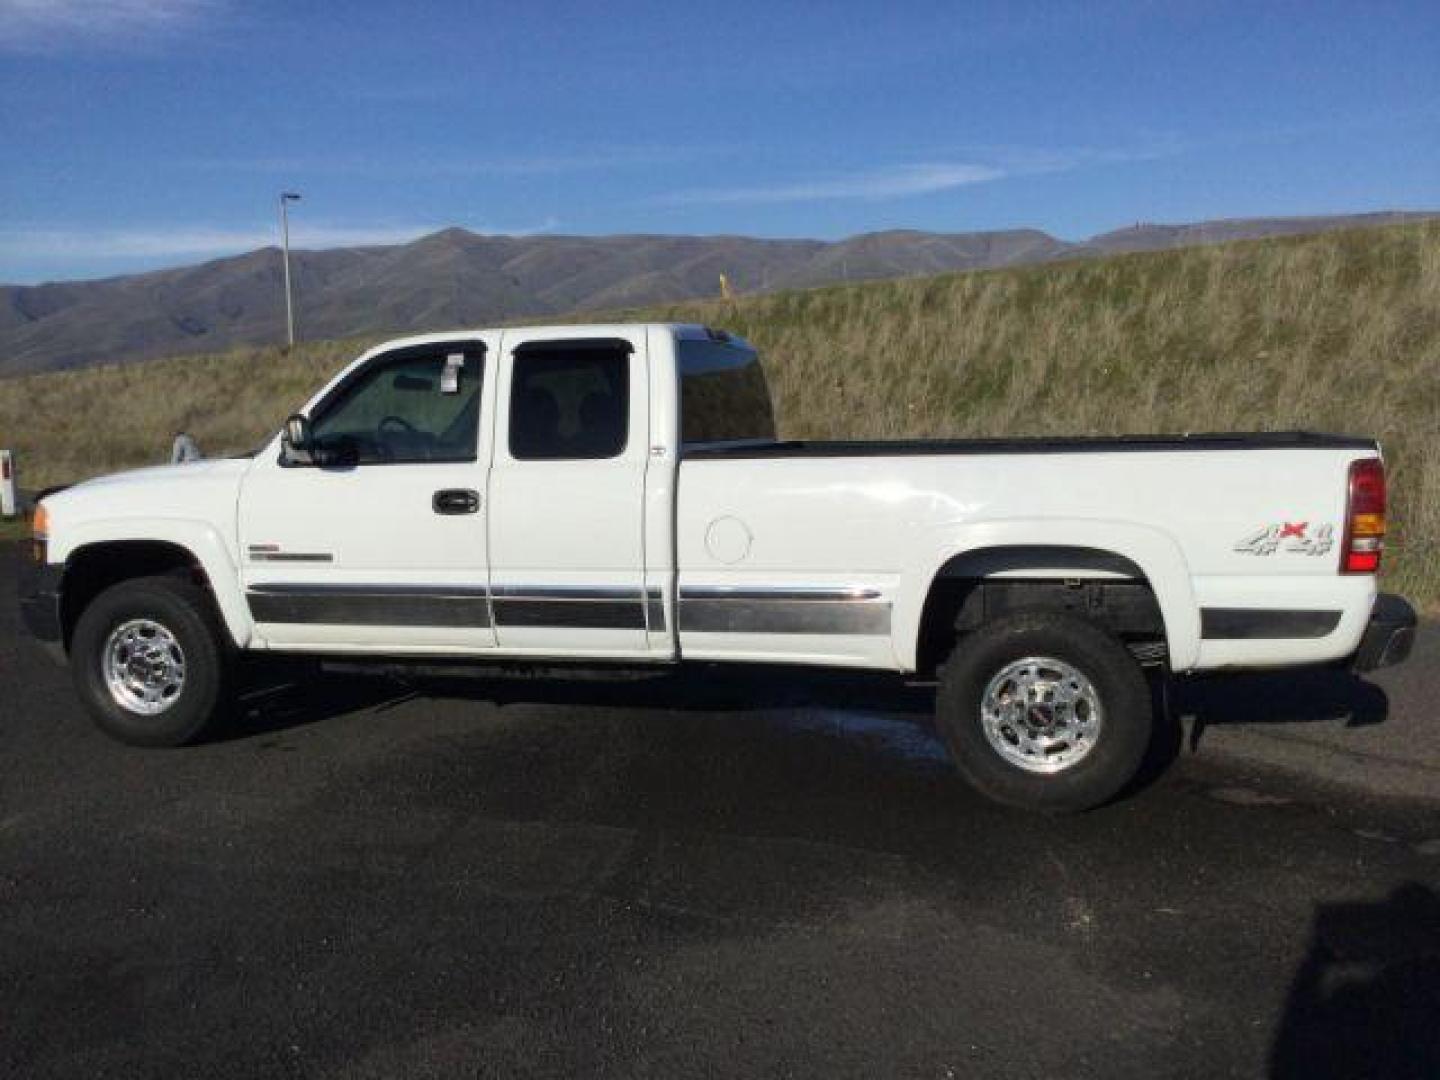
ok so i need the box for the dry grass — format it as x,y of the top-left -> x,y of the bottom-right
0,335 -> 376,490
2,221 -> 1437,604
629,223 -> 1440,608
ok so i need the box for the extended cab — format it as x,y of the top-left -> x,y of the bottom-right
19,324 -> 1417,810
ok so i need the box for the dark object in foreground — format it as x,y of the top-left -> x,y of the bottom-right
1271,883 -> 1440,1080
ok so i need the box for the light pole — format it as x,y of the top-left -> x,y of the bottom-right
278,191 -> 301,348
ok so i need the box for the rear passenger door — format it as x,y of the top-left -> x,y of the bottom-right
486,330 -> 653,655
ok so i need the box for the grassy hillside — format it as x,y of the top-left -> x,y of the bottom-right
2,221 -> 1437,605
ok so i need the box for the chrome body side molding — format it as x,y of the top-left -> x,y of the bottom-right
678,586 -> 891,635
246,583 -> 490,627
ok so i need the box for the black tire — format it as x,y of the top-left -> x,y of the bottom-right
936,612 -> 1152,812
69,574 -> 230,747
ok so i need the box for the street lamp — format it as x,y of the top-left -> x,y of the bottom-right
278,191 -> 302,348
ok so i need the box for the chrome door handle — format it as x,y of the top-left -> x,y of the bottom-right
433,488 -> 481,515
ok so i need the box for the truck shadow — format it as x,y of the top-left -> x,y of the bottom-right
1271,882 -> 1440,1079
227,659 -> 938,741
1171,665 -> 1389,751
226,658 -> 1389,803
226,661 -> 975,838
227,662 -> 419,740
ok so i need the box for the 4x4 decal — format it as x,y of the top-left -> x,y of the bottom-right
1234,522 -> 1335,557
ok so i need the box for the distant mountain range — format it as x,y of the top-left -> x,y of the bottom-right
2,210 -> 1434,376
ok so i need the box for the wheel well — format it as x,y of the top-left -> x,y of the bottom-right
916,546 -> 1168,677
59,541 -> 212,650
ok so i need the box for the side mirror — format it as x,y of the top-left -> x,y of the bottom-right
282,414 -> 313,464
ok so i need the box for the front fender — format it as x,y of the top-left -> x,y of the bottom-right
51,517 -> 253,648
893,517 -> 1201,672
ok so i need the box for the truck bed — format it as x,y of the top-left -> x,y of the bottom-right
676,434 -> 1380,674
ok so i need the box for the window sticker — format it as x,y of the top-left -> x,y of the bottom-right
441,353 -> 465,394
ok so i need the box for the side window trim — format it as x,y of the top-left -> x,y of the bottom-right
511,338 -> 635,357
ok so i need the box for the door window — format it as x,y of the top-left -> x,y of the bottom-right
309,346 -> 484,465
508,341 -> 629,460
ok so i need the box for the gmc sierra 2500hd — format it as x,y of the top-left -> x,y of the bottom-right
19,324 -> 1417,810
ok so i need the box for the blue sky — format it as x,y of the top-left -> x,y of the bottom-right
1,0 -> 1437,283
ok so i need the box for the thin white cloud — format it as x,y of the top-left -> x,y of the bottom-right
0,0 -> 217,51
657,143 -> 1186,208
661,163 -> 1007,206
0,219 -> 560,261
961,141 -> 1184,173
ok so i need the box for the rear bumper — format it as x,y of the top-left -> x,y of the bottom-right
17,554 -> 65,663
1352,592 -> 1416,673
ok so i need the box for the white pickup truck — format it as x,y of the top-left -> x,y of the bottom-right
19,323 -> 1416,810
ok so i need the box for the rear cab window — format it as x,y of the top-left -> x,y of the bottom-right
678,332 -> 776,448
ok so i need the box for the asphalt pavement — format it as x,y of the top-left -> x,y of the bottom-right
2,543 -> 1437,1078
1176,621 -> 1440,802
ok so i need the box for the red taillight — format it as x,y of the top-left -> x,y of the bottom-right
1341,458 -> 1386,574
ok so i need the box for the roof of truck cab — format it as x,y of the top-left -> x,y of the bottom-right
358,324 -> 739,358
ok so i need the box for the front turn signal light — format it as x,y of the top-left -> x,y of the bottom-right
30,503 -> 49,564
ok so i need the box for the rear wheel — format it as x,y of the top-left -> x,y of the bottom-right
70,574 -> 230,747
936,612 -> 1152,812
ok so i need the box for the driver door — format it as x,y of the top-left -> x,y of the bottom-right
237,337 -> 498,652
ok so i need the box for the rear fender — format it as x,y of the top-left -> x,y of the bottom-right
896,518 -> 1200,671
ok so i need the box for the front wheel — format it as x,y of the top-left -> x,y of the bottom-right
936,612 -> 1153,812
70,574 -> 230,747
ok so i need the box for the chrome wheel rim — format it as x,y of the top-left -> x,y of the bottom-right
103,619 -> 187,716
980,656 -> 1103,774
